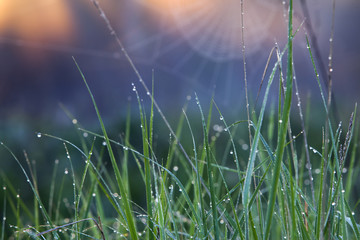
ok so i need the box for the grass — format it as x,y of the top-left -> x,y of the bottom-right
1,0 -> 360,239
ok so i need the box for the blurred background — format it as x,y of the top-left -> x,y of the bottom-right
0,0 -> 359,231
0,0 -> 359,128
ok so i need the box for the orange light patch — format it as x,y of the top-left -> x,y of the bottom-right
0,0 -> 73,41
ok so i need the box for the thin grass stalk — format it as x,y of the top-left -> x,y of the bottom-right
133,84 -> 154,239
345,122 -> 359,199
1,187 -> 5,240
315,129 -> 326,239
48,158 -> 59,220
345,201 -> 360,238
23,151 -> 40,231
182,110 -> 207,238
240,0 -> 251,149
195,94 -> 219,239
122,100 -> 131,194
63,143 -> 80,240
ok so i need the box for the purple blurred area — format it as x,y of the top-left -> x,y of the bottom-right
0,0 -> 359,136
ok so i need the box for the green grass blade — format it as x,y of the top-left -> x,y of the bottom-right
264,1 -> 293,238
195,93 -> 219,240
0,142 -> 60,239
242,41 -> 287,240
73,58 -> 138,240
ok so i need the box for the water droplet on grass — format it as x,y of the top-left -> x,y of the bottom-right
72,119 -> 78,124
64,169 -> 69,175
37,133 -> 42,138
173,166 -> 179,172
220,116 -> 223,121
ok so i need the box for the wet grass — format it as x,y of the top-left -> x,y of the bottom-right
1,0 -> 360,239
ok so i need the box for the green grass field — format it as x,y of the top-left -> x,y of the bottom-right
1,0 -> 359,239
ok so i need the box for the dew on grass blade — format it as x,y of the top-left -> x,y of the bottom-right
72,119 -> 78,124
37,132 -> 42,138
64,168 -> 69,175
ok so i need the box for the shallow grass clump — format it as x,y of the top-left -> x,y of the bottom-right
1,0 -> 360,239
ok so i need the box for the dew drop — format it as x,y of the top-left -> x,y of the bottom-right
102,141 -> 107,146
83,132 -> 88,138
64,169 -> 69,175
37,133 -> 42,138
72,119 -> 78,124
230,151 -> 233,155
173,166 -> 179,172
279,120 -> 283,124
341,189 -> 345,193
329,68 -> 333,72
352,212 -> 355,216
219,116 -> 223,121
331,202 -> 336,206
186,95 -> 191,101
